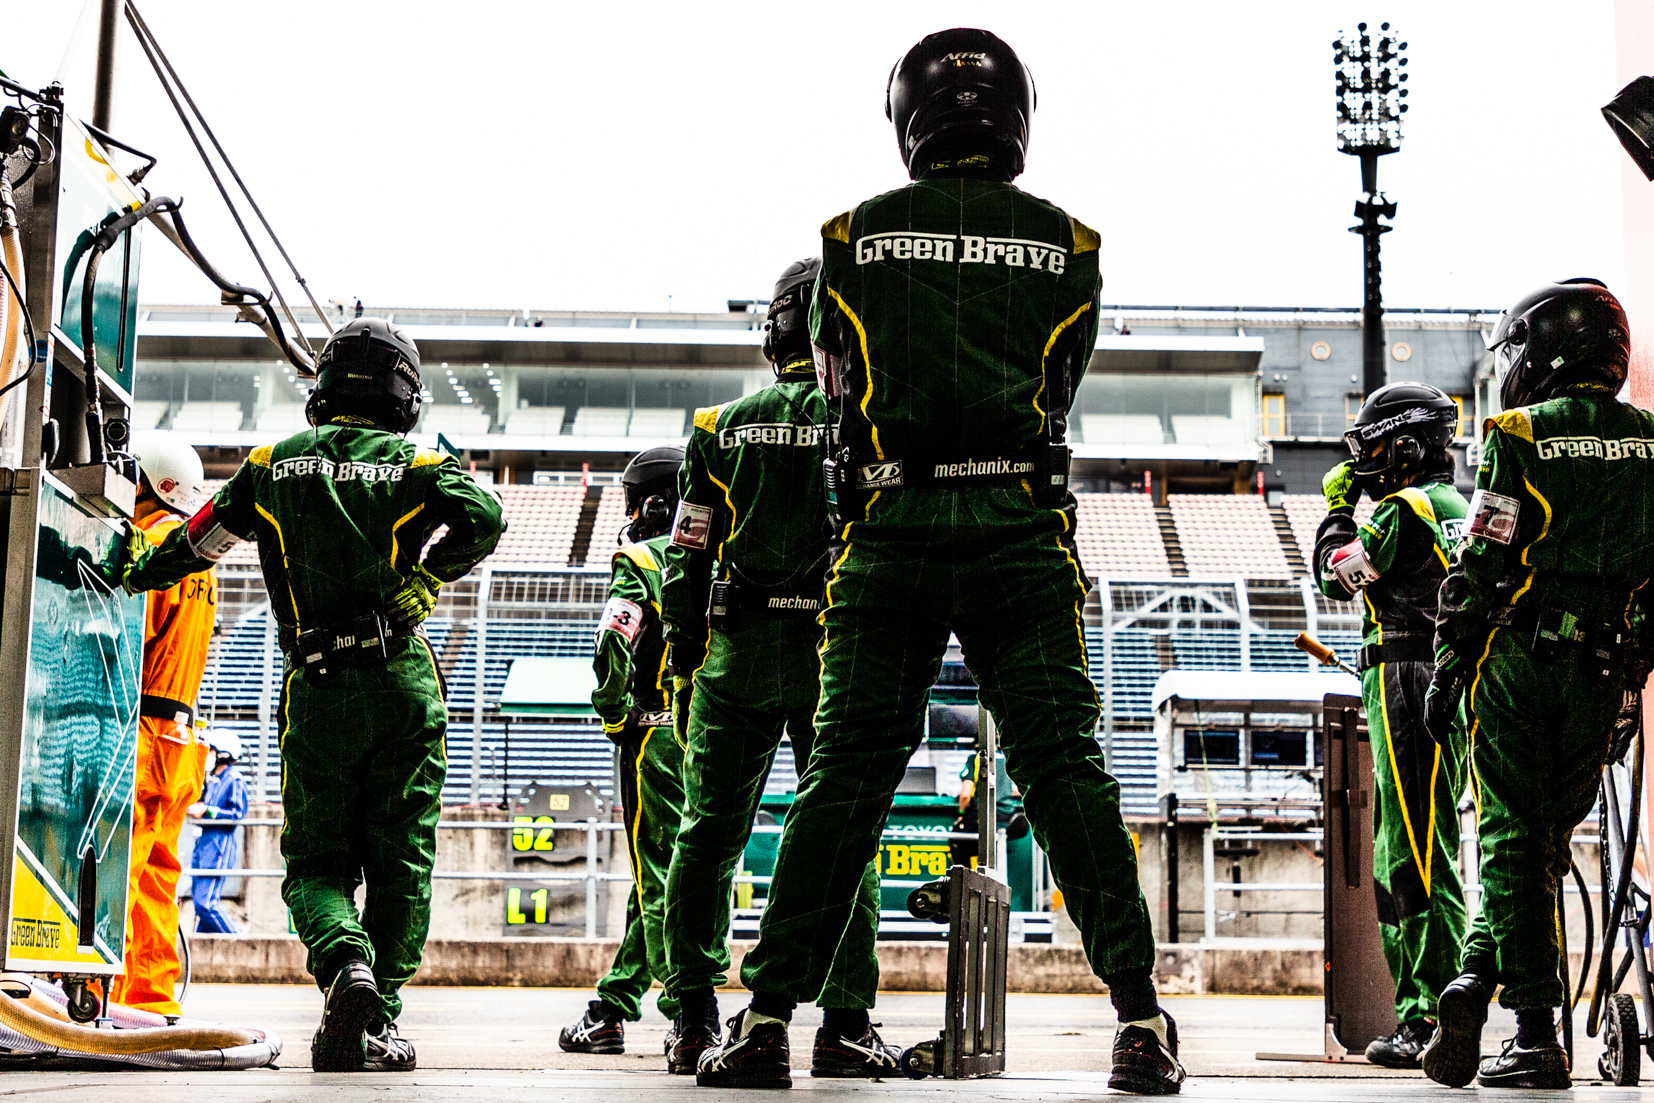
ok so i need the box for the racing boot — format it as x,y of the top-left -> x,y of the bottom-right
363,1021 -> 417,1071
696,1008 -> 792,1089
668,989 -> 721,1075
811,1020 -> 902,1078
560,1000 -> 626,1055
1364,1019 -> 1434,1069
1477,1037 -> 1570,1090
311,960 -> 379,1072
1108,1009 -> 1186,1095
664,1017 -> 680,1057
1420,973 -> 1493,1087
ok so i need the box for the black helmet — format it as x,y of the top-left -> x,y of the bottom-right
1488,279 -> 1630,411
761,258 -> 820,375
306,317 -> 423,433
621,445 -> 684,542
886,29 -> 1035,181
1343,382 -> 1458,496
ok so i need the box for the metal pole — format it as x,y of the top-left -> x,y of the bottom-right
1164,792 -> 1180,943
1099,579 -> 1113,771
471,566 -> 490,804
92,0 -> 119,132
584,818 -> 598,939
978,706 -> 998,874
1203,825 -> 1216,942
1299,577 -> 1320,673
1234,576 -> 1251,674
1357,151 -> 1388,397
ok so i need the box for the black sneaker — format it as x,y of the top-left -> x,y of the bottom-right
1365,1019 -> 1434,1069
1108,1009 -> 1186,1095
811,1022 -> 902,1078
362,1021 -> 417,1071
310,961 -> 379,1072
1420,973 -> 1492,1088
696,1009 -> 792,1089
560,1000 -> 626,1055
1476,1036 -> 1570,1089
668,995 -> 721,1075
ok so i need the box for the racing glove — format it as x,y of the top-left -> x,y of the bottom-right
1423,646 -> 1468,746
389,563 -> 442,628
1322,461 -> 1360,514
121,522 -> 152,596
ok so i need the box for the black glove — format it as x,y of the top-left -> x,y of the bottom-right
1423,648 -> 1468,746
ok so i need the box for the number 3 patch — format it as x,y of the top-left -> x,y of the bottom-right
598,597 -> 644,644
1466,489 -> 1520,545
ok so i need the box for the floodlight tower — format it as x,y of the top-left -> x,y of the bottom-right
1334,22 -> 1409,396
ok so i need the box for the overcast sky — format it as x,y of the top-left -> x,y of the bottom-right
4,1 -> 1628,315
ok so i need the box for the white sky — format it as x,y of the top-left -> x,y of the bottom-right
4,1 -> 1629,315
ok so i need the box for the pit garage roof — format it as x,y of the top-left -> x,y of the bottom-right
497,657 -> 597,717
1152,669 -> 1359,714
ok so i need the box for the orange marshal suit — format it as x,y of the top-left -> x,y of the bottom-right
108,509 -> 215,1014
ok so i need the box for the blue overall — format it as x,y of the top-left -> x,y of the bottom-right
192,766 -> 248,933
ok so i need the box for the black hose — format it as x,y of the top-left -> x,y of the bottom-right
1560,887 -> 1574,1068
1572,858 -> 1594,1018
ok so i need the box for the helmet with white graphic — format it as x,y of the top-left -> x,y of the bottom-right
306,317 -> 423,433
1343,383 -> 1458,497
886,28 -> 1035,180
1488,279 -> 1630,411
761,258 -> 820,376
129,430 -> 205,513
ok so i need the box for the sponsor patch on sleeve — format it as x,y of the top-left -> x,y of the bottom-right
1329,538 -> 1381,590
185,501 -> 244,562
1465,489 -> 1520,545
597,597 -> 644,644
670,501 -> 713,551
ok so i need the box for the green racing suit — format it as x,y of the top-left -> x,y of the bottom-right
590,534 -> 688,1022
1314,479 -> 1470,1024
738,174 -> 1162,1007
660,366 -> 880,1011
1436,392 -> 1654,1010
125,423 -> 504,1023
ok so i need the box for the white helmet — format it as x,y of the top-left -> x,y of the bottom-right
201,728 -> 241,762
129,430 -> 205,513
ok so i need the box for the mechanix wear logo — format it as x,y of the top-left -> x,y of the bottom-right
857,460 -> 905,489
854,232 -> 1066,273
766,596 -> 821,611
932,457 -> 1036,479
1534,435 -> 1654,461
717,423 -> 827,449
271,456 -> 406,483
1466,489 -> 1520,545
670,501 -> 713,551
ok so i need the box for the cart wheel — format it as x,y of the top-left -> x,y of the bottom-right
899,1039 -> 937,1080
63,980 -> 99,1024
1600,992 -> 1641,1086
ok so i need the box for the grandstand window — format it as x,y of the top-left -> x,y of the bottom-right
1345,393 -> 1363,427
1260,393 -> 1284,437
1450,395 -> 1470,439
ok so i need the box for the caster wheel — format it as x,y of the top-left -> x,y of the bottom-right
1601,991 -> 1641,1086
899,1040 -> 937,1080
63,980 -> 100,1024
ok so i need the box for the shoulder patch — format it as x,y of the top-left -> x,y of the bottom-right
1390,486 -> 1438,525
692,405 -> 725,434
1069,217 -> 1100,255
616,543 -> 659,573
411,449 -> 450,468
821,211 -> 853,244
1488,408 -> 1534,444
249,445 -> 273,468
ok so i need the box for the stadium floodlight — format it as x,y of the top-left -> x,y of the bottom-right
1334,21 -> 1409,396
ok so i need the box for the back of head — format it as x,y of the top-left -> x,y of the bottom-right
1345,382 -> 1458,497
621,445 -> 685,542
306,317 -> 423,433
886,28 -> 1034,181
129,429 -> 205,513
762,258 -> 821,376
1489,279 -> 1630,410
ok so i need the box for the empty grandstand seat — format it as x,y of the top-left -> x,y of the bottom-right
1081,414 -> 1164,445
585,485 -> 630,559
1168,494 -> 1292,579
130,400 -> 168,430
1281,494 -> 1378,567
168,401 -> 245,433
254,403 -> 310,436
1170,415 -> 1247,447
491,485 -> 585,565
1073,493 -> 1171,579
569,407 -> 632,436
420,405 -> 492,436
504,406 -> 566,436
627,408 -> 687,437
